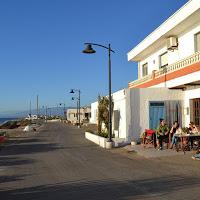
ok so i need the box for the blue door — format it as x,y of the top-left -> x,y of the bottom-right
149,102 -> 165,130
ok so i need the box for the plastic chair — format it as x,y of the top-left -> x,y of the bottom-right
142,129 -> 156,148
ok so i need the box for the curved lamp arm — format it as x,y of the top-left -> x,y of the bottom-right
84,43 -> 115,53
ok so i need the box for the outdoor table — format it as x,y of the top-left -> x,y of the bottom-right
175,133 -> 200,153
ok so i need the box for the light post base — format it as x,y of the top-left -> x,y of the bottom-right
106,140 -> 113,149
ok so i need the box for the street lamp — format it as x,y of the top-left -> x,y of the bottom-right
82,42 -> 115,144
71,97 -> 79,125
59,103 -> 66,119
70,89 -> 81,127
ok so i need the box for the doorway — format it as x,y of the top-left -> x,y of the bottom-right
193,98 -> 200,127
149,102 -> 165,130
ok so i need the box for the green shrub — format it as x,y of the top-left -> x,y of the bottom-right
98,131 -> 109,138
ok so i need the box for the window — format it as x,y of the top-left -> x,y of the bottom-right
159,52 -> 168,68
142,63 -> 148,77
195,32 -> 200,52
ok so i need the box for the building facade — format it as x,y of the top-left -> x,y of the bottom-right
89,0 -> 200,142
127,0 -> 200,129
67,107 -> 91,124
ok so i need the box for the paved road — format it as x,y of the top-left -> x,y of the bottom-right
0,122 -> 200,200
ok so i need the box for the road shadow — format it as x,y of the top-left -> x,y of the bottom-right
0,156 -> 35,167
6,138 -> 44,145
0,175 -> 200,200
0,174 -> 28,185
0,142 -> 64,156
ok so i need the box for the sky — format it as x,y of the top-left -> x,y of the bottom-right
0,0 -> 188,115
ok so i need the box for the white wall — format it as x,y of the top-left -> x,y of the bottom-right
139,47 -> 167,78
89,89 -> 128,139
127,88 -> 184,140
178,22 -> 200,60
138,21 -> 200,79
90,88 -> 185,141
89,102 -> 98,124
112,89 -> 127,139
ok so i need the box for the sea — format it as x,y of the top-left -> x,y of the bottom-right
0,118 -> 17,125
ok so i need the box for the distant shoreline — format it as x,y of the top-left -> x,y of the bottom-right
0,117 -> 19,125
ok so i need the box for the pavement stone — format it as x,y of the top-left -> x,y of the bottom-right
124,144 -> 194,158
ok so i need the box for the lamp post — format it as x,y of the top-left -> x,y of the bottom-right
70,89 -> 81,127
59,103 -> 66,119
82,43 -> 115,143
71,97 -> 79,125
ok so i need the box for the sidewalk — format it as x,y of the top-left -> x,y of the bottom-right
124,144 -> 194,158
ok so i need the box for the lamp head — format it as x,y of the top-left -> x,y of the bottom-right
82,44 -> 96,54
70,89 -> 75,94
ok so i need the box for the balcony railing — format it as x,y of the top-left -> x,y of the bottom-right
129,51 -> 200,87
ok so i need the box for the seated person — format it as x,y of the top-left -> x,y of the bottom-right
156,119 -> 169,150
169,121 -> 180,149
189,122 -> 199,149
188,122 -> 198,133
192,149 -> 200,161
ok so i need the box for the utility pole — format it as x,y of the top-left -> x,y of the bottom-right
29,100 -> 32,117
49,108 -> 51,117
45,106 -> 48,122
36,95 -> 39,117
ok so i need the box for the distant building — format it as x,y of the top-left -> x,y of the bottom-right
66,107 -> 91,124
25,114 -> 38,120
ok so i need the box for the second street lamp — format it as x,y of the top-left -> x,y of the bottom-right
59,103 -> 66,119
71,97 -> 79,125
82,42 -> 115,145
70,89 -> 81,127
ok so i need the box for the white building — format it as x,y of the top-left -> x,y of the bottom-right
90,88 -> 183,141
127,0 -> 200,130
89,0 -> 200,142
67,107 -> 91,124
89,89 -> 128,140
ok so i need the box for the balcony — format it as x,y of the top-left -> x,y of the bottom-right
129,51 -> 200,88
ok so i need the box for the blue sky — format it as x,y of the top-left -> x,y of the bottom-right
0,0 -> 188,114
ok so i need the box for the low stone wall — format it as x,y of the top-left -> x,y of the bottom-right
85,132 -> 129,148
47,119 -> 61,122
85,132 -> 107,148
